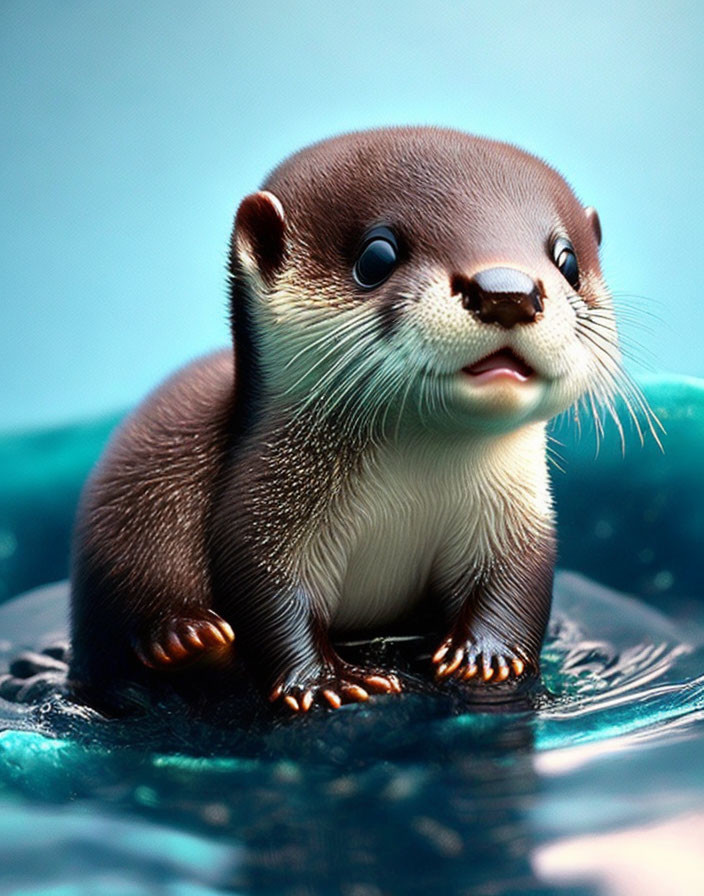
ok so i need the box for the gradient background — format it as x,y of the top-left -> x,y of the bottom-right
2,1 -> 702,431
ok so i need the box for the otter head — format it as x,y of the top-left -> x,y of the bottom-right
229,127 -> 618,438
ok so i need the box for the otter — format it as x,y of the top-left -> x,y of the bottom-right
70,127 -> 614,712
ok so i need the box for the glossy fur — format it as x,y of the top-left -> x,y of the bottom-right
70,127 -> 614,710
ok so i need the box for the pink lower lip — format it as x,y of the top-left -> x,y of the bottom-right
466,367 -> 531,383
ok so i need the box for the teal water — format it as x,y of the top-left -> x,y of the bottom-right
0,377 -> 703,894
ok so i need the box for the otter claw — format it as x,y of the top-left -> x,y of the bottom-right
433,634 -> 530,685
364,674 -> 399,693
218,619 -> 236,642
322,689 -> 342,709
182,628 -> 205,649
272,664 -> 401,712
207,626 -> 227,645
137,611 -> 235,669
342,684 -> 369,701
432,642 -> 451,664
496,660 -> 510,682
301,690 -> 314,712
166,631 -> 190,660
151,644 -> 171,665
444,649 -> 464,676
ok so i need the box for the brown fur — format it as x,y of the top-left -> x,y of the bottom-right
70,351 -> 235,687
70,127 -> 607,709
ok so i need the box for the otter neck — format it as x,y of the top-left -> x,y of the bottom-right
229,264 -> 268,439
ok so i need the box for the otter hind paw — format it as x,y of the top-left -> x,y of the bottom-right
269,665 -> 402,713
433,635 -> 530,684
135,610 -> 235,669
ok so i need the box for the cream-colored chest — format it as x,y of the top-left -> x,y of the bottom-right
299,429 -> 550,631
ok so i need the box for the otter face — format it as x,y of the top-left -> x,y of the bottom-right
231,128 -> 621,437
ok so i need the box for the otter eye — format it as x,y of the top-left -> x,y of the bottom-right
354,227 -> 399,289
553,236 -> 580,290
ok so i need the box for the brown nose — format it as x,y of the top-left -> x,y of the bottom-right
453,267 -> 544,329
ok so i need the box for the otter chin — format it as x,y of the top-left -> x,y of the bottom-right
70,126 -> 623,713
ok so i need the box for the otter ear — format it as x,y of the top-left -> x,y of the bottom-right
232,190 -> 286,282
585,206 -> 602,246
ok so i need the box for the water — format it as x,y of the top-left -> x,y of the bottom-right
0,376 -> 703,895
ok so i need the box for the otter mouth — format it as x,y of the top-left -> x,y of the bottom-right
462,348 -> 535,383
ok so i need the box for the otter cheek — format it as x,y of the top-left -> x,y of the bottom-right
542,345 -> 593,420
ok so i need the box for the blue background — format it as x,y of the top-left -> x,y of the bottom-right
2,1 -> 702,431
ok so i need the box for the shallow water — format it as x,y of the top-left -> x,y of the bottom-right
0,376 -> 703,895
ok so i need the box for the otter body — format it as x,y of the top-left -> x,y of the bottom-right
70,127 -> 615,711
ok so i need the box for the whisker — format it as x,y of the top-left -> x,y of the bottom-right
283,313 -> 377,396
576,315 -> 659,367
572,314 -> 665,453
393,367 -> 417,442
291,329 -> 379,426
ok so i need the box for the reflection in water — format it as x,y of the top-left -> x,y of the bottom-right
534,813 -> 704,896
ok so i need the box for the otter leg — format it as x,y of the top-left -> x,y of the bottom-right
432,534 -> 555,684
214,572 -> 400,712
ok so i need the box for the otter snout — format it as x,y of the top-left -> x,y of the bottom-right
453,267 -> 544,329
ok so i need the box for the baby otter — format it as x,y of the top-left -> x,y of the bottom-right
70,127 -> 615,712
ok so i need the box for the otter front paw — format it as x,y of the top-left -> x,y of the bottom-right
135,610 -> 235,669
432,633 -> 532,683
269,664 -> 402,712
